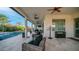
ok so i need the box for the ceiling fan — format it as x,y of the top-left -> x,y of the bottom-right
48,7 -> 62,14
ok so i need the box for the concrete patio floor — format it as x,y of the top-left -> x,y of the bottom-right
45,38 -> 79,51
0,34 -> 79,51
0,34 -> 23,51
0,33 -> 33,51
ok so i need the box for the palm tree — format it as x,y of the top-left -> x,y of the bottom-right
0,14 -> 8,32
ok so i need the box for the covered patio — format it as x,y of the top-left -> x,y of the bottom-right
14,7 -> 79,51
0,7 -> 79,51
14,7 -> 79,38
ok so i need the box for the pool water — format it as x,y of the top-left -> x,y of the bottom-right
0,32 -> 22,41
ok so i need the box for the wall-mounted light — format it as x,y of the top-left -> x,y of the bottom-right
51,24 -> 55,28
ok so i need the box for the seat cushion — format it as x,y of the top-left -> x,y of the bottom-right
28,34 -> 43,46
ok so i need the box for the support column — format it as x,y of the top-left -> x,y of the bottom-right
25,18 -> 27,38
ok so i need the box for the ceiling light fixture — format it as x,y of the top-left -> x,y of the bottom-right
34,14 -> 39,19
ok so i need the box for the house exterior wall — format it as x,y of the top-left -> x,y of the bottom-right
44,14 -> 76,38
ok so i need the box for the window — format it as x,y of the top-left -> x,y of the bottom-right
52,19 -> 65,31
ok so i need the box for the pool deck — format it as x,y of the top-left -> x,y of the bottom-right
0,33 -> 33,51
0,34 -> 23,51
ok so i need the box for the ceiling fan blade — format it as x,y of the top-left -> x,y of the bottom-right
53,7 -> 62,12
56,9 -> 61,12
55,7 -> 62,9
57,7 -> 62,9
54,7 -> 62,10
51,10 -> 55,14
48,7 -> 62,14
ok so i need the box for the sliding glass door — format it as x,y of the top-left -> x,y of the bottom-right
52,19 -> 66,38
75,18 -> 79,38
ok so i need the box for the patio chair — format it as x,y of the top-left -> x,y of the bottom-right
22,38 -> 46,51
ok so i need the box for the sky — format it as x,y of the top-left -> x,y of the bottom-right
0,7 -> 25,26
27,21 -> 32,27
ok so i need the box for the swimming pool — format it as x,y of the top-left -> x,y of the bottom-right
0,32 -> 22,41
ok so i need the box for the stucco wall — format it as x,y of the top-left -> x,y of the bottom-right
44,14 -> 76,38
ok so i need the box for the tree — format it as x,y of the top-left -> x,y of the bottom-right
0,14 -> 8,32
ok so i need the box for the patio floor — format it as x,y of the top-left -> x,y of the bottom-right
45,38 -> 79,51
1,34 -> 79,51
0,34 -> 23,51
0,33 -> 33,51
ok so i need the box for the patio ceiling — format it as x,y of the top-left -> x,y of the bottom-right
15,7 -> 79,25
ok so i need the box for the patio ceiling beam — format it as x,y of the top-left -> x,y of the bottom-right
13,7 -> 31,19
10,7 -> 25,18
